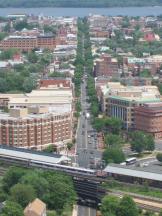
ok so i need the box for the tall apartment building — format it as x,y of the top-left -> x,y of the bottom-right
0,107 -> 72,150
94,54 -> 119,77
0,35 -> 56,51
100,82 -> 160,130
135,103 -> 162,139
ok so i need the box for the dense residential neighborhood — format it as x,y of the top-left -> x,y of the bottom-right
1,10 -> 162,216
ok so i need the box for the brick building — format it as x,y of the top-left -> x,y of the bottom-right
135,103 -> 162,139
0,107 -> 72,150
100,82 -> 161,130
94,54 -> 119,77
0,35 -> 56,51
39,78 -> 72,89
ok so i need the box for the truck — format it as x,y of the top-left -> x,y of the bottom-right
86,112 -> 90,119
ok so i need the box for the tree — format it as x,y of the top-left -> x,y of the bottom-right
139,69 -> 151,78
2,167 -> 26,192
23,77 -> 36,93
105,133 -> 123,147
43,172 -> 76,213
145,134 -> 155,151
0,49 -> 18,60
43,144 -> 57,153
156,153 -> 162,162
103,148 -> 125,164
130,131 -> 155,153
10,183 -> 36,207
47,211 -> 57,216
0,32 -> 8,41
93,118 -> 105,132
67,142 -> 73,151
101,195 -> 119,216
0,78 -> 8,92
105,118 -> 122,134
117,195 -> 138,216
20,171 -> 49,197
27,52 -> 38,63
14,20 -> 29,31
0,201 -> 23,216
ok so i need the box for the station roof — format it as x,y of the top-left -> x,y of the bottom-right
104,163 -> 162,182
0,145 -> 71,164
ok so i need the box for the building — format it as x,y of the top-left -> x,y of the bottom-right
104,163 -> 162,188
37,35 -> 56,50
0,36 -> 37,51
39,78 -> 72,89
94,54 -> 119,77
0,35 -> 56,51
0,86 -> 73,112
24,198 -> 46,216
135,102 -> 162,139
100,82 -> 160,130
0,107 -> 72,150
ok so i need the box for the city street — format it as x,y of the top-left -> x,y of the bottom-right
77,205 -> 96,216
76,72 -> 102,168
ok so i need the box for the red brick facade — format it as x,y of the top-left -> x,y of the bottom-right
39,79 -> 71,88
0,35 -> 56,51
135,103 -> 162,139
0,113 -> 72,149
94,55 -> 119,77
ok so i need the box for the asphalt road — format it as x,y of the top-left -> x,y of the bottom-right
77,205 -> 96,216
76,73 -> 102,168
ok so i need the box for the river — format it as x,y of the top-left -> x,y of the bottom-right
0,6 -> 162,17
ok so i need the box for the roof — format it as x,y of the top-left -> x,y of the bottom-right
24,198 -> 46,216
104,164 -> 162,182
108,95 -> 161,103
0,145 -> 71,164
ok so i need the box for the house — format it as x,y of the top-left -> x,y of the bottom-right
24,198 -> 46,216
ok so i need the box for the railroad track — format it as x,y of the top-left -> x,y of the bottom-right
108,190 -> 162,212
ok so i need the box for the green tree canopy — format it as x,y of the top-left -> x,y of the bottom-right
101,195 -> 119,216
22,77 -> 36,93
156,153 -> 162,162
10,183 -> 36,207
2,167 -> 26,192
103,148 -> 125,164
20,171 -> 49,197
105,133 -> 123,147
117,195 -> 138,216
0,201 -> 23,216
130,131 -> 155,153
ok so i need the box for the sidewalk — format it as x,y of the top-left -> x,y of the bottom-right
72,205 -> 78,216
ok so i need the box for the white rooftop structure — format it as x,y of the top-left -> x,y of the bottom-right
104,164 -> 162,182
0,146 -> 70,164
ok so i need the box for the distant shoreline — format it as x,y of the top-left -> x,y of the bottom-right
0,5 -> 161,9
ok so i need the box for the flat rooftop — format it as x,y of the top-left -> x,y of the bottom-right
104,163 -> 162,182
0,145 -> 70,164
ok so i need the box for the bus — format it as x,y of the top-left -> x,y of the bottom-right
125,157 -> 137,165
